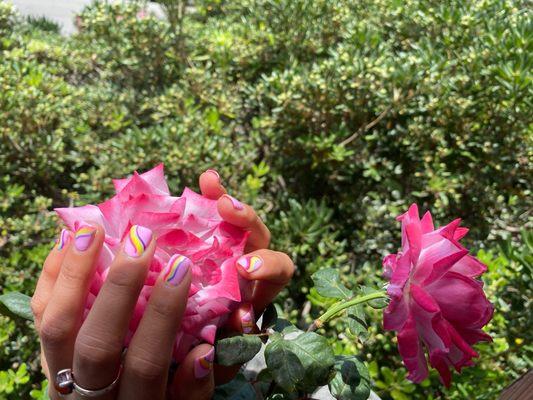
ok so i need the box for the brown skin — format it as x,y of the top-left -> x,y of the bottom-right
32,171 -> 294,400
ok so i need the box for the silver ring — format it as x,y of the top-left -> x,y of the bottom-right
55,365 -> 122,397
73,365 -> 122,397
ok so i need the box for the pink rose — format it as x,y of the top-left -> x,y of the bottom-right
383,204 -> 493,387
56,165 -> 251,361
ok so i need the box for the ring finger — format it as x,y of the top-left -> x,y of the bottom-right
40,224 -> 104,399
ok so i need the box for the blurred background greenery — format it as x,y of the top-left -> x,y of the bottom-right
0,0 -> 531,398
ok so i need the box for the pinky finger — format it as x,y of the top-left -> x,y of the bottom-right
31,229 -> 72,331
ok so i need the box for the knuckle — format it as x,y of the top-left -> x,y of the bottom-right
106,268 -> 138,291
75,333 -> 121,367
126,352 -> 167,383
40,314 -> 75,347
147,297 -> 176,320
41,261 -> 58,279
30,296 -> 45,321
59,260 -> 85,286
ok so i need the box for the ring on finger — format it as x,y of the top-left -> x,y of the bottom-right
55,364 -> 123,397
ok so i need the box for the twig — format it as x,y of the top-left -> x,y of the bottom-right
340,106 -> 392,147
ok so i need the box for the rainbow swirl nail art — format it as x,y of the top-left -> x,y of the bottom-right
55,229 -> 70,251
74,225 -> 96,251
241,307 -> 255,334
224,194 -> 244,210
124,225 -> 152,258
194,347 -> 215,379
163,254 -> 191,286
236,255 -> 263,273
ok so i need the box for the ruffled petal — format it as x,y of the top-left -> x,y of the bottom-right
449,255 -> 487,278
55,205 -> 107,231
420,211 -> 434,233
387,252 -> 411,299
426,272 -> 494,329
383,295 -> 409,331
113,163 -> 169,195
397,314 -> 429,383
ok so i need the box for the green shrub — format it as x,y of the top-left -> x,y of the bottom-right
0,0 -> 531,398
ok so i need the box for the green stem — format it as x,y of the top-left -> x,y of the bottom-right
307,291 -> 388,332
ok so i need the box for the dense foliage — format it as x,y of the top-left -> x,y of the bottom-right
0,0 -> 531,398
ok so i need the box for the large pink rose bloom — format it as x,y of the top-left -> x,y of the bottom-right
383,204 -> 493,387
56,165 -> 250,361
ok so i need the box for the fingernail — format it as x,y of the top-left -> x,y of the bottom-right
55,229 -> 71,251
74,225 -> 96,251
205,169 -> 220,180
194,347 -> 214,379
236,255 -> 263,273
162,254 -> 191,286
224,194 -> 244,210
124,225 -> 153,258
241,306 -> 255,334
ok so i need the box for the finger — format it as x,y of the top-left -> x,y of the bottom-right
199,169 -> 226,200
119,254 -> 192,400
217,194 -> 271,251
214,303 -> 256,385
40,224 -> 104,397
73,225 -> 155,396
32,229 -> 72,331
170,344 -> 215,400
235,250 -> 294,313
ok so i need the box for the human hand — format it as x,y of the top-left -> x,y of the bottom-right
31,170 -> 294,398
197,170 -> 295,385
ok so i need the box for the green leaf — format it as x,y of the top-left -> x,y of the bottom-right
272,318 -> 299,335
213,373 -> 256,400
391,389 -> 410,400
312,268 -> 353,299
0,292 -> 33,321
329,355 -> 371,400
346,318 -> 369,342
291,332 -> 336,387
216,335 -> 262,366
347,305 -> 366,322
264,337 -> 305,392
360,286 -> 387,309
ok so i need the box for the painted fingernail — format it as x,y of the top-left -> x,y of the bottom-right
194,347 -> 215,379
205,169 -> 220,180
124,225 -> 153,258
74,225 -> 96,251
236,255 -> 263,273
162,254 -> 191,286
55,229 -> 71,251
241,306 -> 255,334
224,194 -> 244,210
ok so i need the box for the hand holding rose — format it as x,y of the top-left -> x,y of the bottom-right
31,167 -> 294,399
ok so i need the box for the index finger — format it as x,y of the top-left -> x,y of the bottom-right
198,170 -> 270,251
217,195 -> 271,251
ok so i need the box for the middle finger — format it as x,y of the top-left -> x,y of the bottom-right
72,225 -> 155,397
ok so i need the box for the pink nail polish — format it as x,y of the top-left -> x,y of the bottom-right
224,194 -> 244,210
124,225 -> 153,258
55,229 -> 71,251
236,255 -> 263,273
194,347 -> 215,379
162,254 -> 191,286
241,307 -> 255,334
74,225 -> 96,251
206,169 -> 220,180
